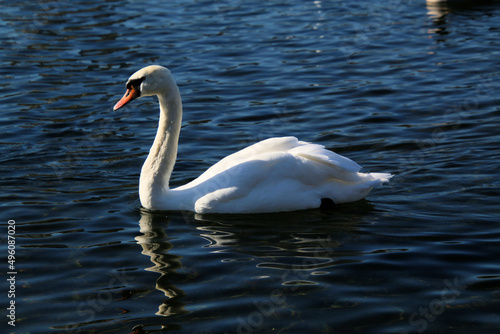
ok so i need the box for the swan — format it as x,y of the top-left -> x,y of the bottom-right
113,65 -> 392,213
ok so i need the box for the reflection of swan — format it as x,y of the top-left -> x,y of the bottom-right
427,0 -> 451,19
190,210 -> 369,282
135,212 -> 187,317
114,65 -> 392,213
426,0 -> 497,37
427,0 -> 495,18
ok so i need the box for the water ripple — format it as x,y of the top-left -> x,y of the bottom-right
1,0 -> 500,333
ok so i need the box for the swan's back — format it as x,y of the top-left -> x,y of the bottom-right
172,137 -> 391,213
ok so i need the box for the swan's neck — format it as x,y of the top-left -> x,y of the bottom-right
139,87 -> 182,209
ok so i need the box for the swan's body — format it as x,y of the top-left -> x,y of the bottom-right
114,65 -> 392,213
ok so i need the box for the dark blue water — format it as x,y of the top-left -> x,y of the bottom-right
1,0 -> 500,333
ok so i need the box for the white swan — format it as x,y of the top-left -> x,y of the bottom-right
114,65 -> 392,213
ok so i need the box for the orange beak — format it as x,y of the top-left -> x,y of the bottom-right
113,85 -> 140,111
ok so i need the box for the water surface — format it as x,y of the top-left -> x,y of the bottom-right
1,0 -> 499,333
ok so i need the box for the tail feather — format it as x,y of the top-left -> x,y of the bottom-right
368,172 -> 393,185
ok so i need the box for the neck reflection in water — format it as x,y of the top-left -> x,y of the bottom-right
135,212 -> 187,317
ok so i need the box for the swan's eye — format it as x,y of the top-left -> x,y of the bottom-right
126,77 -> 146,90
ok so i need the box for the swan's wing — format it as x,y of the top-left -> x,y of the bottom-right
190,146 -> 364,213
177,136 -> 366,191
186,138 -> 374,212
289,142 -> 361,172
288,142 -> 363,182
173,136 -> 390,212
176,136 -> 303,190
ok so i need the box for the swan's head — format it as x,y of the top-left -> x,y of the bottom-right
113,65 -> 175,111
